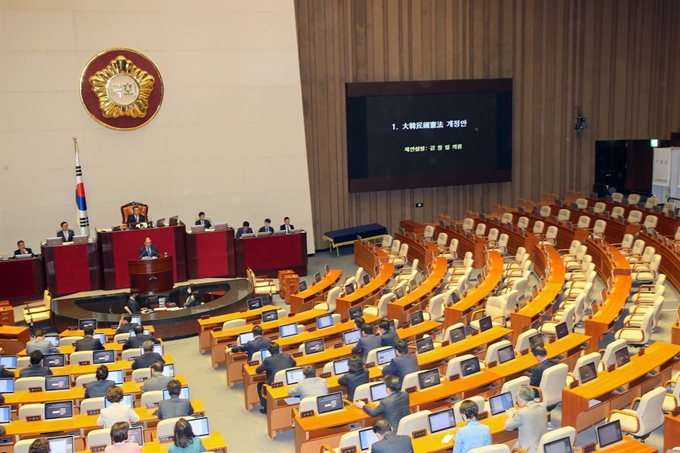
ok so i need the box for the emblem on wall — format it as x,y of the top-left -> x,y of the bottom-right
80,48 -> 164,131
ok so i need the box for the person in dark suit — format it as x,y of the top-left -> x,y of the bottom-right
183,287 -> 201,308
529,346 -> 559,398
138,237 -> 160,259
142,361 -> 172,393
85,365 -> 116,398
351,324 -> 382,364
378,319 -> 399,347
157,379 -> 193,420
338,355 -> 369,401
195,212 -> 212,228
280,216 -> 295,232
131,341 -> 164,370
258,218 -> 275,234
126,206 -> 146,226
115,315 -> 138,335
122,325 -> 159,350
75,326 -> 105,351
354,375 -> 411,431
127,289 -> 141,314
370,420 -> 414,453
0,365 -> 14,379
255,342 -> 296,413
236,221 -> 253,239
57,221 -> 75,242
381,340 -> 419,381
19,350 -> 53,377
14,240 -> 33,257
231,325 -> 271,360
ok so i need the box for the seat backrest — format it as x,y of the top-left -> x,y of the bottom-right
18,403 -> 44,420
502,212 -> 514,225
630,239 -> 645,255
401,371 -> 422,391
140,390 -> 163,407
611,192 -> 623,203
63,336 -> 84,347
463,218 -> 474,231
517,216 -> 529,229
223,318 -> 246,330
299,396 -> 317,414
13,440 -> 34,453
445,354 -> 479,377
487,228 -> 499,242
75,373 -> 97,388
375,293 -> 394,318
540,206 -> 551,217
439,322 -> 465,343
545,226 -> 558,239
468,446 -> 511,453
485,340 -> 512,364
576,198 -> 588,209
87,428 -> 112,448
424,225 -> 435,240
571,352 -> 601,383
121,349 -> 141,361
628,194 -> 640,205
558,209 -> 570,221
396,410 -> 431,436
326,286 -> 341,312
593,219 -> 607,235
475,223 -> 486,237
156,417 -> 185,440
381,235 -> 393,248
70,351 -> 94,365
537,426 -> 576,453
338,430 -> 361,450
81,397 -> 106,414
120,201 -> 149,223
515,328 -> 539,353
15,377 -> 45,392
353,382 -> 373,402
635,387 -> 666,435
601,339 -> 628,370
131,368 -> 151,382
619,234 -> 633,250
577,216 -> 590,229
113,333 -> 130,343
436,232 -> 448,247
501,376 -> 530,402
390,239 -> 401,254
627,210 -> 642,223
664,201 -> 676,214
427,294 -> 445,321
612,206 -> 625,218
593,202 -> 606,213
539,363 -> 568,407
448,238 -> 459,254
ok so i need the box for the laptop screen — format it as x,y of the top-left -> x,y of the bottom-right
449,327 -> 466,343
614,347 -> 630,367
139,344 -> 163,356
324,264 -> 330,276
78,318 -> 97,330
489,392 -> 514,415
497,345 -> 515,364
188,416 -> 210,438
262,309 -> 279,323
45,375 -> 70,391
317,392 -> 344,414
162,387 -> 190,400
47,435 -> 75,453
314,272 -> 321,283
44,401 -> 74,420
298,281 -> 308,292
460,357 -> 481,377
0,356 -> 17,369
333,359 -> 349,375
428,408 -> 456,433
358,427 -> 379,451
579,362 -> 598,384
596,420 -> 623,448
0,378 -> 14,394
394,287 -> 405,299
93,350 -> 115,364
417,369 -> 440,389
345,284 -> 355,296
239,332 -> 254,344
409,311 -> 425,325
45,335 -> 60,348
109,369 -> 124,384
408,279 -> 417,292
304,339 -> 325,355
131,316 -> 141,325
279,323 -> 298,338
285,368 -> 305,385
343,329 -> 361,345
128,426 -> 144,446
317,314 -> 334,329
105,394 -> 133,408
369,383 -> 389,401
93,333 -> 106,344
247,298 -> 263,310
543,436 -> 572,453
478,316 -> 492,332
161,363 -> 175,378
416,337 -> 434,354
555,322 -> 569,339
528,333 -> 544,350
362,274 -> 370,286
44,354 -> 65,367
376,348 -> 396,365
348,306 -> 363,320
0,406 -> 10,424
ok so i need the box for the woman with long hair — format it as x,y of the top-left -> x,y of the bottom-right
168,418 -> 206,453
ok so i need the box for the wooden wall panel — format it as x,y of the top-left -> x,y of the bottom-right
295,0 -> 680,249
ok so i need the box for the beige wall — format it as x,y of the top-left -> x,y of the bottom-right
0,0 -> 314,255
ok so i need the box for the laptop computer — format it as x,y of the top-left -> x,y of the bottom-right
344,283 -> 355,296
478,316 -> 493,332
417,369 -> 441,389
596,420 -> 623,448
361,273 -> 370,287
542,436 -> 572,453
45,375 -> 70,391
93,350 -> 115,364
304,339 -> 325,355
348,306 -> 363,320
409,311 -> 425,326
191,225 -> 205,234
316,392 -> 344,414
47,435 -> 75,453
528,333 -> 545,350
460,357 -> 481,377
105,394 -> 133,407
161,363 -> 175,378
615,347 -> 630,367
44,354 -> 65,368
247,298 -> 263,310
0,406 -> 10,424
127,426 -> 144,446
415,336 -> 434,354
449,326 -> 466,343
298,281 -> 308,292
428,408 -> 456,433
369,383 -> 389,401
78,318 -> 97,330
109,369 -> 124,384
489,391 -> 514,415
44,401 -> 74,420
343,329 -> 361,345
376,348 -> 396,365
279,323 -> 298,338
332,358 -> 350,375
317,314 -> 334,329
262,309 -> 279,323
579,362 -> 598,384
358,427 -> 379,451
285,368 -> 305,385
188,416 -> 210,438
0,356 -> 17,370
0,379 -> 14,394
555,322 -> 569,339
314,272 -> 322,283
497,344 -> 516,364
73,235 -> 88,244
239,332 -> 255,344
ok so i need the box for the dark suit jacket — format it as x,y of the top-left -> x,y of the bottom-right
14,248 -> 33,257
75,336 -> 105,351
84,379 -> 115,398
236,227 -> 254,238
255,353 -> 297,384
362,391 -> 411,431
122,334 -> 159,350
57,230 -> 75,242
371,432 -> 414,453
530,358 -> 559,397
126,214 -> 146,225
258,226 -> 275,233
380,330 -> 399,347
115,322 -> 138,335
195,219 -> 212,228
138,245 -> 160,259
231,336 -> 272,361
280,224 -> 295,231
381,353 -> 419,381
19,366 -> 53,377
131,352 -> 164,370
127,297 -> 141,314
157,397 -> 194,420
338,368 -> 369,401
352,334 -> 383,363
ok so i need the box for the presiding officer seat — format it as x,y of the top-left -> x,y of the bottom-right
121,201 -> 149,224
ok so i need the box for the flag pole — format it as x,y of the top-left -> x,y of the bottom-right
74,137 -> 91,236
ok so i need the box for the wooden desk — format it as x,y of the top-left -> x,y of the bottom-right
576,436 -> 656,453
336,263 -> 394,319
638,229 -> 680,294
399,220 -> 426,235
387,257 -> 447,320
61,326 -> 156,341
411,413 -> 517,453
0,325 -> 30,355
92,432 -> 227,453
234,231 -> 308,278
294,405 -> 373,453
186,227 -> 236,279
353,240 -> 389,275
665,412 -> 680,452
562,341 -> 680,442
584,274 -> 632,354
197,306 -> 274,354
289,270 -> 342,313
587,196 -> 678,237
42,242 -> 100,297
394,232 -> 441,270
475,218 -> 540,264
407,368 -> 503,412
0,256 -> 45,301
433,225 -> 485,268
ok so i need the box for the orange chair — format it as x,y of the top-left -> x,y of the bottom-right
120,202 -> 149,224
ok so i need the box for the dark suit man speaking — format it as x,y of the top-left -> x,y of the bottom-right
236,221 -> 254,239
280,216 -> 295,232
195,212 -> 212,228
139,237 -> 160,260
258,218 -> 275,234
57,221 -> 75,242
126,206 -> 146,226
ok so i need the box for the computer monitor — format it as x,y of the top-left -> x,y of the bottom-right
497,345 -> 516,364
109,369 -> 124,384
554,322 -> 569,339
478,316 -> 492,332
528,333 -> 545,350
168,216 -> 179,225
247,298 -> 264,310
0,406 -> 10,424
213,222 -> 229,231
298,281 -> 308,292
304,339 -> 325,355
394,287 -> 405,299
428,408 -> 456,433
191,225 -> 205,234
369,383 -> 389,401
45,335 -> 60,348
362,274 -> 370,286
44,354 -> 65,368
596,420 -> 623,448
449,327 -> 466,343
285,368 -> 305,385
376,348 -> 396,365
358,427 -> 380,451
0,378 -> 14,394
415,336 -> 434,354
374,265 -> 380,276
160,363 -> 175,378
489,392 -> 514,415
105,393 -> 133,408
614,347 -> 630,367
260,349 -> 272,361
47,435 -> 75,453
344,284 -> 355,296
262,309 -> 279,323
348,306 -> 363,320
332,358 -> 349,375
460,357 -> 481,377
579,362 -> 598,384
417,369 -> 441,389
317,314 -> 334,329
542,436 -> 572,453
44,401 -> 74,420
78,318 -> 97,330
127,426 -> 144,446
314,272 -> 322,283
188,416 -> 210,437
162,386 -> 189,400
279,323 -> 298,338
239,332 -> 254,345
409,311 -> 425,326
324,264 -> 330,276
46,237 -> 63,246
131,316 -> 141,325
0,356 -> 17,369
139,344 -> 163,356
93,332 -> 106,344
93,350 -> 115,364
408,279 -> 417,292
343,329 -> 361,346
45,375 -> 70,391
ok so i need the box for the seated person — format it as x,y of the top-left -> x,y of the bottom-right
258,218 -> 275,234
381,340 -> 419,380
126,206 -> 146,226
127,288 -> 142,314
115,314 -> 138,335
131,341 -> 164,370
157,379 -> 193,420
85,365 -> 116,398
288,365 -> 329,399
195,211 -> 212,228
236,221 -> 253,238
75,325 -> 105,351
255,342 -> 296,413
354,316 -> 366,330
231,325 -> 271,361
370,419 -> 414,453
57,221 -> 75,242
97,386 -> 140,428
19,350 -> 53,377
142,361 -> 172,393
453,400 -> 491,453
338,355 -> 369,401
505,384 -> 548,453
354,375 -> 411,431
28,438 -> 51,453
351,324 -> 382,364
26,328 -> 59,355
138,237 -> 160,260
107,421 -> 142,453
378,319 -> 399,347
168,418 -> 206,453
529,346 -> 559,398
123,325 -> 160,350
14,240 -> 33,257
280,216 -> 295,232
183,287 -> 201,308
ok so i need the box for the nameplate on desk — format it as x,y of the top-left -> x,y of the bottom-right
486,361 -> 497,368
271,381 -> 284,388
308,326 -> 317,333
239,308 -> 247,313
68,326 -> 77,331
128,357 -> 136,361
136,377 -> 148,382
607,364 -> 616,373
29,387 -> 42,393
320,372 -> 332,378
200,315 -> 210,320
91,445 -> 107,452
252,320 -> 261,325
672,406 -> 680,417
158,436 -> 173,444
248,360 -> 260,366
412,429 -> 427,438
146,402 -> 159,408
449,374 -> 460,381
470,330 -> 479,336
117,339 -> 127,344
212,327 -> 221,332
270,335 -> 279,340
300,410 -> 315,418
581,442 -> 596,453
441,341 -> 450,347
87,409 -> 101,415
569,381 -> 579,389
520,348 -> 529,356
638,347 -> 645,356
79,361 -> 91,365
340,447 -> 357,453
293,352 -> 303,358
477,411 -> 489,420
548,337 -> 556,343
400,323 -> 411,329
288,313 -> 296,317
365,362 -> 376,368
341,318 -> 349,323
334,343 -> 343,349
26,415 -> 41,421
404,386 -> 417,394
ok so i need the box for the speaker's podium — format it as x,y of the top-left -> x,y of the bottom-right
128,256 -> 174,295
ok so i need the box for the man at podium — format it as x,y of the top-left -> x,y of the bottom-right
127,206 -> 146,226
195,212 -> 212,229
139,237 -> 160,260
57,221 -> 75,242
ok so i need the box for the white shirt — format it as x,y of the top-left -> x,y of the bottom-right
97,402 -> 140,428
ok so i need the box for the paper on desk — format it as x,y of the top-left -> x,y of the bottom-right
284,397 -> 300,405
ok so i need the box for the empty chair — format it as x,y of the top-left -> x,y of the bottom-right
15,377 -> 45,392
435,232 -> 448,251
628,194 -> 641,205
645,196 -> 658,209
539,303 -> 575,336
566,352 -> 601,385
18,403 -> 44,420
575,198 -> 588,209
395,259 -> 419,283
539,206 -> 552,218
445,354 -> 481,378
490,234 -> 508,255
592,219 -> 607,238
536,363 -> 568,410
396,410 -> 432,436
532,220 -> 545,238
505,260 -> 532,287
517,216 -> 529,229
222,319 -> 246,330
462,218 -> 475,233
441,238 -> 458,261
632,276 -> 666,305
631,254 -> 661,283
87,428 -> 112,448
576,216 -> 590,229
612,206 -> 625,219
535,427 -> 576,453
156,417 -> 186,440
624,239 -> 646,260
131,368 -> 152,382
314,286 -> 340,312
389,243 -> 409,267
624,295 -> 664,330
298,396 -> 317,414
75,373 -> 98,388
663,201 -> 676,215
627,210 -> 642,223
501,277 -> 528,307
113,333 -> 130,343
557,209 -> 570,222
388,239 -> 401,256
501,212 -> 514,225
612,192 -> 624,203
426,294 -> 445,322
379,234 -> 393,251
140,390 -> 163,408
484,340 -> 513,365
487,228 -> 499,244
364,293 -> 394,318
615,309 -> 654,345
614,233 -> 634,253
593,202 -> 606,213
436,322 -> 465,344
423,225 -> 435,242
515,329 -> 539,354
607,386 -> 665,440
644,215 -> 658,230
469,290 -> 519,330
600,339 -> 628,371
539,226 -> 558,245
504,247 -> 527,275
475,223 -> 486,237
